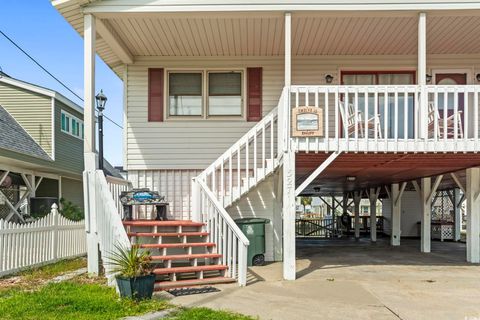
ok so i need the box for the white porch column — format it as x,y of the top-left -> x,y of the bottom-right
369,188 -> 378,242
420,177 -> 431,253
84,14 -> 100,275
391,183 -> 402,246
282,11 -> 295,281
353,192 -> 361,239
284,12 -> 291,87
417,12 -> 427,139
454,188 -> 462,242
466,168 -> 480,263
282,149 -> 296,280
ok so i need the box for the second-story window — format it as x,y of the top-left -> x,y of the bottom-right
61,110 -> 83,140
208,72 -> 242,116
168,72 -> 203,116
166,69 -> 244,119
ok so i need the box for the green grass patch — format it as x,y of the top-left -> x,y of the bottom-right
17,257 -> 86,281
0,280 -> 169,320
166,307 -> 256,320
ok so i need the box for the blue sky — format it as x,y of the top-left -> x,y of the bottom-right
0,0 -> 124,166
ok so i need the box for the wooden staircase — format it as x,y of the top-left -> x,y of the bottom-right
123,219 -> 236,290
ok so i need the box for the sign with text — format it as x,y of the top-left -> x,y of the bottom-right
292,106 -> 324,137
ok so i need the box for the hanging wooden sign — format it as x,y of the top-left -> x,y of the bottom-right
292,106 -> 324,137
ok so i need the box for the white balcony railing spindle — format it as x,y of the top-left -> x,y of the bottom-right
291,85 -> 480,153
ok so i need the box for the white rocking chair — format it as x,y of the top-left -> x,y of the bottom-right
339,101 -> 382,139
427,102 -> 463,139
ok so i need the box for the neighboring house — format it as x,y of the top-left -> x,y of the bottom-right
0,74 -> 122,222
54,0 -> 480,288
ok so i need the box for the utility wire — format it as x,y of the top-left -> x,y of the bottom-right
0,29 -> 123,129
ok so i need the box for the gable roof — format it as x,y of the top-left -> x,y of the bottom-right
0,105 -> 52,161
0,74 -> 84,115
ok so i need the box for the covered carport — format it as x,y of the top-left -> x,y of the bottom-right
294,152 -> 479,263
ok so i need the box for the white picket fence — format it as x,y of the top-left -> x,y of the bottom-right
0,204 -> 86,277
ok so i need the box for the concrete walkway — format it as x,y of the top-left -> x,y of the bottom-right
170,238 -> 480,320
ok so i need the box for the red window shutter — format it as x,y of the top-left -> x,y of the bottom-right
148,68 -> 164,122
247,67 -> 262,122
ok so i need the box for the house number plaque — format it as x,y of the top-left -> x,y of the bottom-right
292,106 -> 323,137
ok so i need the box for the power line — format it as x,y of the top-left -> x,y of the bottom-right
0,29 -> 123,129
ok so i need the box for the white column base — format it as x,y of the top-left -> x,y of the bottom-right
391,183 -> 401,246
370,188 -> 377,243
87,233 -> 100,275
354,192 -> 361,239
421,177 -> 431,253
273,169 -> 284,261
283,150 -> 296,281
454,188 -> 462,242
466,168 -> 480,263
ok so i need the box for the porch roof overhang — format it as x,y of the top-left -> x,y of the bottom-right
295,152 -> 479,196
52,0 -> 480,77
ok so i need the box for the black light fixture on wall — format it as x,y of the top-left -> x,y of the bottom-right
476,74 -> 480,82
325,74 -> 334,84
426,74 -> 432,83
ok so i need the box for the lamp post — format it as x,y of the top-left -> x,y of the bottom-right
95,90 -> 107,171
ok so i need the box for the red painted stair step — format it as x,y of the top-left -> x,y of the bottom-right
127,232 -> 209,237
123,220 -> 205,227
150,253 -> 222,261
139,242 -> 215,249
152,264 -> 228,275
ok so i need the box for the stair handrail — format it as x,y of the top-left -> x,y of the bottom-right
197,106 -> 279,181
85,170 -> 131,284
197,179 -> 250,246
197,178 -> 249,286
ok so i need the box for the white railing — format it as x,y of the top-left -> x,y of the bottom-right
197,100 -> 281,208
191,90 -> 285,287
0,203 -> 86,277
290,85 -> 480,153
85,170 -> 131,282
197,179 -> 249,286
105,175 -> 132,217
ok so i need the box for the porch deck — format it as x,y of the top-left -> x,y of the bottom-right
289,85 -> 480,154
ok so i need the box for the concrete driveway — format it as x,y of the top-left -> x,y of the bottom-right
169,238 -> 480,320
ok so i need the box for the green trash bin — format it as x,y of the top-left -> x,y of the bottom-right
234,217 -> 270,266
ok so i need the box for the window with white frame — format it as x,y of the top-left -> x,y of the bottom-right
167,70 -> 243,118
61,110 -> 83,139
208,71 -> 242,116
168,72 -> 203,116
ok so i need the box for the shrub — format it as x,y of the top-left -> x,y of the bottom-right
59,198 -> 84,221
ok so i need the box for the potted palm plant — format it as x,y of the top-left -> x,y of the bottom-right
108,245 -> 156,300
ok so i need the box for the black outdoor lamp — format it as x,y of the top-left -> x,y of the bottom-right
95,90 -> 107,171
325,74 -> 334,84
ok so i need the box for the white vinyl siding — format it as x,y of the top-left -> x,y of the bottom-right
128,169 -> 202,220
382,191 -> 422,237
126,55 -> 480,170
0,82 -> 53,157
126,57 -> 283,170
